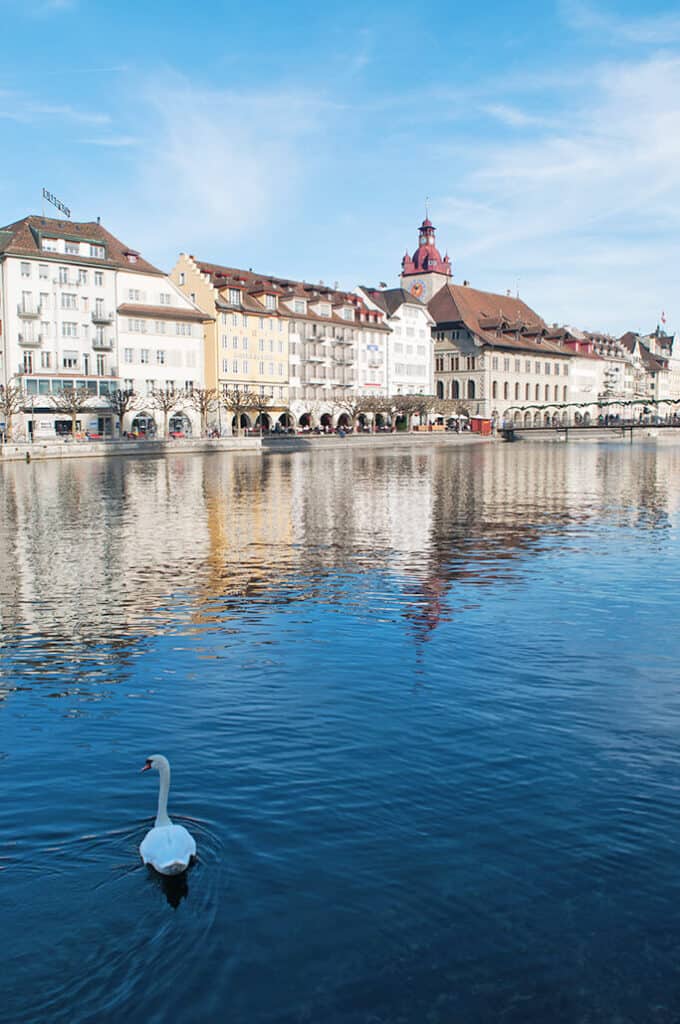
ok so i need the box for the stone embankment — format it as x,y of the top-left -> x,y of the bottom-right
262,432 -> 488,453
0,436 -> 262,462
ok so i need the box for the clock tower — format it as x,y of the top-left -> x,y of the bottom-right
400,215 -> 452,302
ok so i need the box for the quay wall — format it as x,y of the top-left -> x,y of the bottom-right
262,433 -> 489,454
0,437 -> 262,463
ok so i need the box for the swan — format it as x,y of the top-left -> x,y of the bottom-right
139,754 -> 196,876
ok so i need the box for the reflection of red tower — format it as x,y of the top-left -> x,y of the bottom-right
400,216 -> 452,300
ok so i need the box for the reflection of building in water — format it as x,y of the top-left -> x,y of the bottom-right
2,445 -> 680,656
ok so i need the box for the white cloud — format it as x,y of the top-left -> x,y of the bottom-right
562,0 -> 680,45
109,76 -> 336,259
438,54 -> 680,333
482,103 -> 551,128
28,102 -> 110,124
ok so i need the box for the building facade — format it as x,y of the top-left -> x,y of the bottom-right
357,287 -> 435,397
0,215 -> 206,438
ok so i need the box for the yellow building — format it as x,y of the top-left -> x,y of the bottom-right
170,254 -> 289,430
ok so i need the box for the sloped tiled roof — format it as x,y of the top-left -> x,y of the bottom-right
0,215 -> 164,275
362,287 -> 427,317
117,303 -> 212,322
428,283 -> 573,356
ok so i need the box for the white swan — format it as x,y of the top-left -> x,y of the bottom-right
139,754 -> 196,876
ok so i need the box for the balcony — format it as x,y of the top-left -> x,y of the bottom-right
92,336 -> 114,351
307,350 -> 326,363
333,336 -> 353,346
18,332 -> 43,348
17,303 -> 41,319
91,310 -> 115,325
334,355 -> 355,366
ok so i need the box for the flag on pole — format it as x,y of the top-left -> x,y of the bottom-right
661,311 -> 667,325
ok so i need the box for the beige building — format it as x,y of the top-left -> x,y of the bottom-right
171,254 -> 290,430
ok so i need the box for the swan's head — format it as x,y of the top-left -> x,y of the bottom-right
141,754 -> 169,774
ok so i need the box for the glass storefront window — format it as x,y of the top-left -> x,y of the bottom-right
25,379 -> 38,395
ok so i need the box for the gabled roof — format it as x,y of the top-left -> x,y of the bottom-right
0,215 -> 164,275
428,283 -> 570,356
362,287 -> 427,317
192,258 -> 389,331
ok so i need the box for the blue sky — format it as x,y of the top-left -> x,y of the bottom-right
1,0 -> 679,334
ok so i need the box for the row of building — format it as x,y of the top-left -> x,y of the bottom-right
0,211 -> 676,438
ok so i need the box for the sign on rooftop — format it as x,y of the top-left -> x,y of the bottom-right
42,188 -> 70,219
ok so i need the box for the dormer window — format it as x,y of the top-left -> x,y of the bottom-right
126,253 -> 138,264
65,241 -> 80,255
294,299 -> 306,314
342,308 -> 353,321
42,238 -> 58,252
89,244 -> 105,259
319,303 -> 331,317
229,288 -> 242,306
265,294 -> 277,311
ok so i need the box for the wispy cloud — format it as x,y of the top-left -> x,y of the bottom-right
80,135 -> 139,147
28,103 -> 110,124
561,0 -> 680,45
437,53 -> 680,332
482,103 -> 551,128
108,76 -> 337,258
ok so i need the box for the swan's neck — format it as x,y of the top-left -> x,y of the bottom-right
155,761 -> 172,827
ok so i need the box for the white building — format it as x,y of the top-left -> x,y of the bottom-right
0,215 -> 207,438
357,287 -> 434,397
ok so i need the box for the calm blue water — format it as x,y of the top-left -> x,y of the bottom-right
2,441 -> 680,1023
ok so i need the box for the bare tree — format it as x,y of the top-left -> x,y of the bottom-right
221,386 -> 259,436
108,388 -> 140,436
392,393 -> 433,431
149,387 -> 181,439
336,393 -> 365,431
357,394 -> 391,431
0,382 -> 26,441
53,386 -> 93,438
250,391 -> 272,436
188,387 -> 218,437
432,398 -> 468,420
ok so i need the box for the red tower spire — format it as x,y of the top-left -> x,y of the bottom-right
401,216 -> 452,278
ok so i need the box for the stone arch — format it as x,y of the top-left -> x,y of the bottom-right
131,412 -> 156,437
336,412 -> 351,429
533,412 -> 541,426
254,412 -> 271,433
524,411 -> 532,427
436,380 -> 444,399
320,412 -> 333,430
232,412 -> 252,432
298,411 -> 312,429
278,411 -> 295,429
169,411 -> 192,437
452,379 -> 460,399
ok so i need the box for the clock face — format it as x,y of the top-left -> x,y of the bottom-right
410,281 -> 425,299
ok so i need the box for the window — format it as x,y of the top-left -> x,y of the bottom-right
78,269 -> 88,285
42,238 -> 57,252
128,319 -> 146,333
123,348 -> 134,363
23,352 -> 33,374
232,359 -> 238,373
21,262 -> 31,278
94,271 -> 103,286
467,379 -> 476,399
259,318 -> 265,329
525,383 -> 530,400
40,351 -> 51,369
259,361 -> 265,374
515,383 -> 520,400
62,322 -> 78,337
190,292 -> 195,303
179,272 -> 185,285
243,361 -> 249,374
535,384 -> 540,399
525,359 -> 531,372
503,382 -> 509,399
259,339 -> 265,351
175,323 -> 192,336
96,355 -> 106,375
554,385 -> 559,400
242,336 -> 248,350
466,356 -> 476,371
38,264 -> 48,279
229,288 -> 242,306
232,335 -> 238,349
156,321 -> 167,334
503,357 -> 510,371
343,308 -> 353,321
554,363 -> 560,375
146,380 -> 155,395
222,334 -> 228,349
65,241 -> 79,255
278,364 -> 283,376
156,350 -> 165,365
140,349 -> 150,364
294,299 -> 306,314
124,379 -> 134,391
160,293 -> 171,305
222,359 -> 229,373
563,385 -> 568,400
266,294 -> 276,310
492,380 -> 498,399
241,314 -> 247,328
61,293 -> 77,309
515,359 -> 520,372
89,244 -> 105,259
62,352 -> 79,368
128,289 -> 141,301
544,384 -> 550,400
184,380 -> 194,393
535,361 -> 541,374
59,267 -> 69,284
231,313 -> 239,326
545,362 -> 551,375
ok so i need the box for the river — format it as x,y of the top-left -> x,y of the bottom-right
2,441 -> 680,1023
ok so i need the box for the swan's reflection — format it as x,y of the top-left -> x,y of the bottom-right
146,865 -> 190,908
